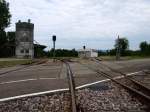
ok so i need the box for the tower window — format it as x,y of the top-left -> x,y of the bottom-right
25,49 -> 29,53
20,49 -> 24,53
25,38 -> 29,41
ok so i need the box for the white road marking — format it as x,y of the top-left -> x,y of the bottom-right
0,70 -> 143,102
0,79 -> 37,85
0,78 -> 58,85
39,78 -> 57,80
0,89 -> 69,102
127,71 -> 143,75
76,71 -> 143,89
19,67 -> 61,72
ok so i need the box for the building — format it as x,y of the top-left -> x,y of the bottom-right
78,48 -> 98,58
15,19 -> 34,58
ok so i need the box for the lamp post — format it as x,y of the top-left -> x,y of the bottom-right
52,35 -> 56,62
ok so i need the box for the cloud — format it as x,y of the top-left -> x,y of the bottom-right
6,0 -> 150,50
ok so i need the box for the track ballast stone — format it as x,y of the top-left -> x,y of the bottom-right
77,82 -> 148,112
0,81 -> 148,112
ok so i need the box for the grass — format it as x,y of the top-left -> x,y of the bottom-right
1,56 -> 149,68
98,56 -> 116,61
0,59 -> 33,68
99,56 -> 150,61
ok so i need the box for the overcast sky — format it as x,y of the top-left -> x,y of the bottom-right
6,0 -> 150,50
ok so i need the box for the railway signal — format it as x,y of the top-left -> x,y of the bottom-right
83,45 -> 86,58
83,46 -> 86,49
116,35 -> 120,60
52,35 -> 56,62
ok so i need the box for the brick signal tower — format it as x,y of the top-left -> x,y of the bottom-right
15,19 -> 34,58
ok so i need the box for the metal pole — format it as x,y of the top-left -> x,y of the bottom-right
52,35 -> 56,62
83,46 -> 86,58
116,35 -> 120,60
53,41 -> 55,62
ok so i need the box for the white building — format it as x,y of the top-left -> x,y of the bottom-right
78,49 -> 98,58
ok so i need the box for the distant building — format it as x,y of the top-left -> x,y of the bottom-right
78,48 -> 98,58
15,19 -> 34,58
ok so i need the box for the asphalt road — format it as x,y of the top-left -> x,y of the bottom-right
0,58 -> 150,99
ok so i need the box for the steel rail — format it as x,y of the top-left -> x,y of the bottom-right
61,60 -> 77,112
92,58 -> 150,94
78,61 -> 150,103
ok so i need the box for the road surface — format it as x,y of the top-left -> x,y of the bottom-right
0,58 -> 150,99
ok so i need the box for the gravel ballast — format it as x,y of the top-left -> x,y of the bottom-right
0,81 -> 148,112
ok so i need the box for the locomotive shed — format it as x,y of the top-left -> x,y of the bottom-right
0,58 -> 150,111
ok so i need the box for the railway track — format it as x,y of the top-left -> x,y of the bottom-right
92,58 -> 150,92
62,60 -> 77,112
0,58 -> 149,111
93,58 -> 150,89
59,58 -> 150,111
129,71 -> 150,89
60,59 -> 85,112
77,59 -> 150,105
0,59 -> 48,76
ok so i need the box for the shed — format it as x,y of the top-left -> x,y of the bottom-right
78,49 -> 98,58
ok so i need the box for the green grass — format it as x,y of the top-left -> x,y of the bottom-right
0,59 -> 33,68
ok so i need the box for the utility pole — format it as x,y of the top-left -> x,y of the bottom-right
52,35 -> 56,62
116,35 -> 120,60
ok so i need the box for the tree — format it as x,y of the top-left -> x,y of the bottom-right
7,32 -> 16,56
34,44 -> 47,58
140,41 -> 148,52
0,0 -> 11,31
0,32 -> 15,57
115,37 -> 129,56
0,0 -> 11,57
0,31 -> 7,57
139,41 -> 150,55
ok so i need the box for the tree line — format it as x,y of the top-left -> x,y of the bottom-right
46,49 -> 78,57
98,38 -> 150,57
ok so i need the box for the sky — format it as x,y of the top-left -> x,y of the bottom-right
6,0 -> 150,50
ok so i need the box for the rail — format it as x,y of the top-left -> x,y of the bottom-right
61,59 -> 77,112
78,60 -> 150,103
92,58 -> 150,93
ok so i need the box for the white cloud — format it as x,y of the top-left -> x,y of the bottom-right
6,0 -> 150,50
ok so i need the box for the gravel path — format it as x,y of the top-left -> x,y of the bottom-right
0,81 -> 148,112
